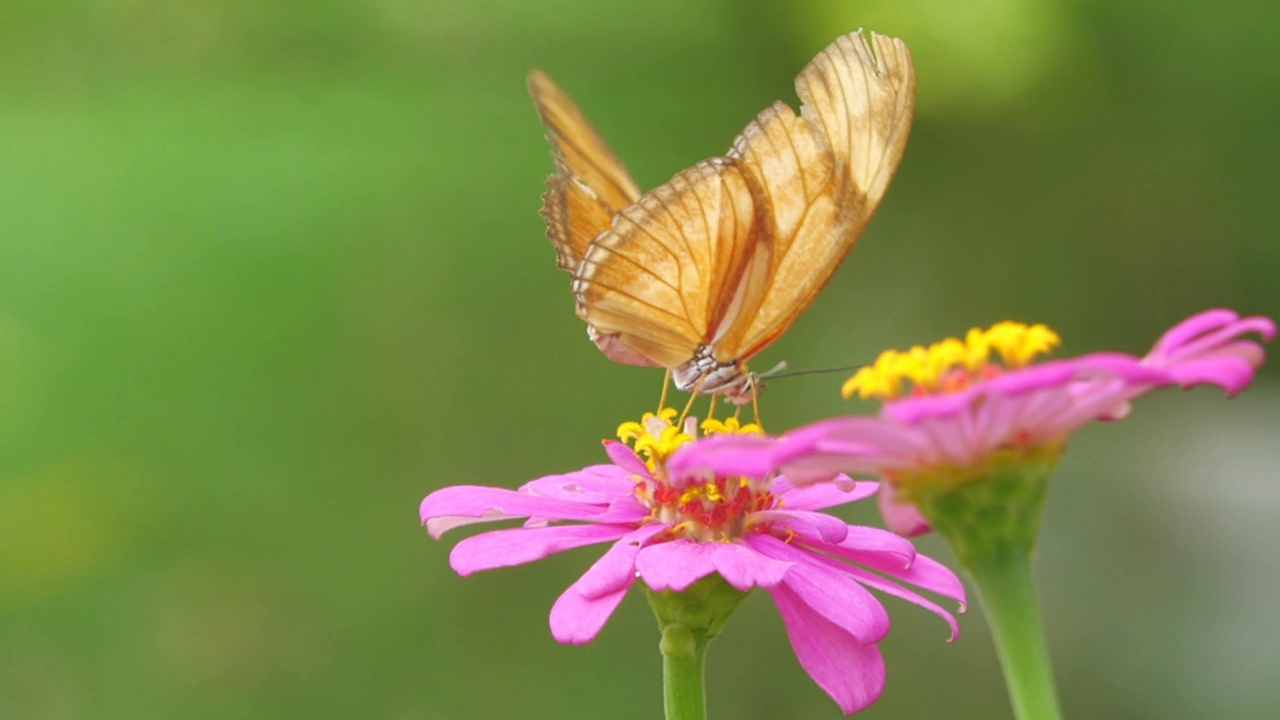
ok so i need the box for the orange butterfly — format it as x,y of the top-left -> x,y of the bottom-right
529,30 -> 915,404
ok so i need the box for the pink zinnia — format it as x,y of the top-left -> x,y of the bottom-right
670,309 -> 1275,535
420,412 -> 966,714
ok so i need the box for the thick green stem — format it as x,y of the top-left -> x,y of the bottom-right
659,624 -> 708,720
966,548 -> 1063,720
909,455 -> 1064,720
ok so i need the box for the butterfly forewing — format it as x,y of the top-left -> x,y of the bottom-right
728,31 -> 916,360
528,71 -> 643,273
574,159 -> 763,368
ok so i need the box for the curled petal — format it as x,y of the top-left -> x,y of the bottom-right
448,524 -> 630,575
768,582 -> 886,715
753,509 -> 850,544
1147,309 -> 1275,365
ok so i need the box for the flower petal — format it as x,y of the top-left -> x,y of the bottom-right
769,581 -> 886,715
877,485 -> 932,536
420,485 -> 607,537
708,541 -> 792,590
602,440 -> 652,477
666,434 -> 780,478
448,524 -> 631,575
573,523 -> 666,599
798,537 -> 966,641
752,509 -> 850,544
550,575 -> 632,645
635,540 -> 716,592
774,478 -> 878,510
520,464 -> 636,503
747,534 -> 889,643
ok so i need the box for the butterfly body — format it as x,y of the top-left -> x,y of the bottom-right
530,30 -> 916,403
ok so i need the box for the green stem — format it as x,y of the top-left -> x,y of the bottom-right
965,547 -> 1063,720
909,454 -> 1064,720
644,575 -> 748,720
659,624 -> 708,720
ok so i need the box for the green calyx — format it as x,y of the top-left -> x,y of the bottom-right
908,453 -> 1060,567
643,573 -> 749,652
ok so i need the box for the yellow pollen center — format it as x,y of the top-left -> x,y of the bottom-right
843,321 -> 1061,401
615,409 -> 776,541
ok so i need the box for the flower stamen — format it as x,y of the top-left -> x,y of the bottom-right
843,321 -> 1062,401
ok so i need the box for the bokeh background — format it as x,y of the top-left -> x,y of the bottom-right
2,0 -> 1278,718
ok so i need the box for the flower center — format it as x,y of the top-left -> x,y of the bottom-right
843,321 -> 1061,401
617,409 -> 773,542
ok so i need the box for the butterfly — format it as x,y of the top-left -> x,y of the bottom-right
528,30 -> 915,404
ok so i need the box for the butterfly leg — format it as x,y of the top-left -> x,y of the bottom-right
676,375 -> 709,428
657,369 -> 672,413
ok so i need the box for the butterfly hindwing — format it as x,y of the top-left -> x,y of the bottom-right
528,71 -> 642,273
573,158 -> 764,368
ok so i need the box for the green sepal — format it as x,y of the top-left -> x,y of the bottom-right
909,454 -> 1058,567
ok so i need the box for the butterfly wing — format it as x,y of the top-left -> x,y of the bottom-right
573,158 -> 765,368
722,30 -> 916,361
528,71 -> 643,273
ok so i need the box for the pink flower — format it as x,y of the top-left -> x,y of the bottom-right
420,411 -> 966,715
672,309 -> 1274,536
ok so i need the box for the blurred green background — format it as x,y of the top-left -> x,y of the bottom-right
2,0 -> 1278,718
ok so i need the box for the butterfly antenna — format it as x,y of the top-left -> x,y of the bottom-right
766,363 -> 861,381
658,369 -> 672,413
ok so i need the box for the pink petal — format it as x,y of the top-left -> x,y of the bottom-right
520,464 -> 636,503
707,541 -> 792,590
753,509 -> 850,544
666,434 -> 781,478
827,525 -> 919,568
420,485 -> 607,535
877,485 -> 932,537
602,440 -> 652,477
1147,309 -> 1241,359
769,581 -> 886,715
773,478 -> 878,510
1162,352 -> 1264,395
635,540 -> 716,592
549,576 -> 632,645
573,523 -> 666,599
747,534 -> 889,643
448,524 -> 630,575
1147,309 -> 1274,365
838,563 -> 961,641
797,538 -> 966,641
